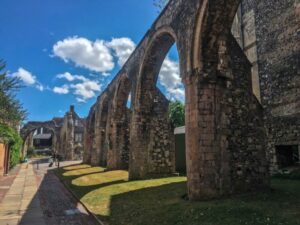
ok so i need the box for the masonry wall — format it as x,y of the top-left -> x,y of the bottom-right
255,0 -> 300,172
83,105 -> 96,164
147,89 -> 175,175
106,108 -> 131,170
239,0 -> 300,172
227,35 -> 269,192
232,0 -> 300,172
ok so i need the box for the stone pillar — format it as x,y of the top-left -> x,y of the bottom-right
83,125 -> 93,164
90,123 -> 99,166
185,74 -> 230,200
129,89 -> 175,180
65,112 -> 75,160
107,119 -> 129,170
93,114 -> 108,167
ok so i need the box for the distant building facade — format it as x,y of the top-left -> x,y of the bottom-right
57,105 -> 85,160
21,105 -> 85,160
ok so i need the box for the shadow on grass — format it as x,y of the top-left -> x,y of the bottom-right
55,164 -> 300,225
103,179 -> 300,225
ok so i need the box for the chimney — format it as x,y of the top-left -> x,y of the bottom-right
70,105 -> 75,113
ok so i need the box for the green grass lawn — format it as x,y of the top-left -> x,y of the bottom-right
55,164 -> 300,225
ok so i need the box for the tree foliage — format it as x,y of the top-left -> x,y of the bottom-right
0,60 -> 27,125
168,100 -> 185,128
153,0 -> 168,11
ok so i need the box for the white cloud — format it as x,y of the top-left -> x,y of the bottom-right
11,68 -> 36,85
76,98 -> 86,103
36,83 -> 44,91
158,57 -> 184,101
53,36 -> 136,73
53,71 -> 101,102
53,85 -> 69,94
56,72 -> 87,82
53,36 -> 114,73
11,68 -> 45,91
70,80 -> 101,102
107,38 -> 136,66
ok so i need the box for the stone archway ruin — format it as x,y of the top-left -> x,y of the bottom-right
84,0 -> 269,200
21,121 -> 58,157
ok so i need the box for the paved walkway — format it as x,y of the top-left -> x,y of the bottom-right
0,165 -> 20,203
0,159 -> 99,225
33,159 -> 99,225
0,163 -> 45,225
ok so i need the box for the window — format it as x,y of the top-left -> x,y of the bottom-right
276,145 -> 299,168
75,133 -> 82,142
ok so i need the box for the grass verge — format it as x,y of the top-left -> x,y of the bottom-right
55,164 -> 300,225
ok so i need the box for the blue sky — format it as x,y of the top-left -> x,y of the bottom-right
1,0 -> 182,122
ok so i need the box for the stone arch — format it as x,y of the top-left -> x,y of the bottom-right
82,0 -> 269,201
192,0 -> 240,75
106,73 -> 132,170
182,0 -> 268,200
21,121 -> 57,157
130,27 -> 179,179
134,27 -> 178,110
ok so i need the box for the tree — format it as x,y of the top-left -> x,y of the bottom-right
153,0 -> 168,12
0,60 -> 27,125
168,100 -> 185,128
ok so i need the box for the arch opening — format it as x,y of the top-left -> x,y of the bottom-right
130,30 -> 186,179
23,126 -> 55,157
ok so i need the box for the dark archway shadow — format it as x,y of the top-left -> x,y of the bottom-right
98,181 -> 187,225
101,178 -> 300,225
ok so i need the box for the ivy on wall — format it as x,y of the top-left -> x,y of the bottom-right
0,123 -> 23,168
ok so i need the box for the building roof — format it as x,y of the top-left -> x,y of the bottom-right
33,134 -> 52,140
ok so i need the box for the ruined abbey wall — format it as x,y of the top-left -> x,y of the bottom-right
232,0 -> 300,172
254,0 -> 300,172
83,0 -> 270,200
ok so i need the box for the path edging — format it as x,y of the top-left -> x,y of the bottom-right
53,170 -> 106,225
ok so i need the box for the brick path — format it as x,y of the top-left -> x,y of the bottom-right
0,159 -> 100,225
0,165 -> 21,203
32,159 -> 99,225
0,163 -> 45,225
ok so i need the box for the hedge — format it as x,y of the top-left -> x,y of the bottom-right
0,123 -> 23,168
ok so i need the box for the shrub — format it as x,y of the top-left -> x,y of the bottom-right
168,101 -> 185,128
0,123 -> 23,168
